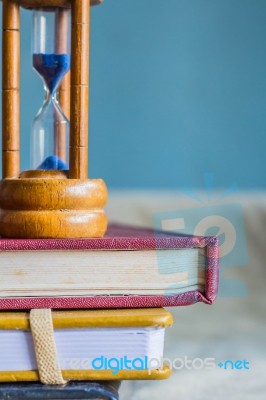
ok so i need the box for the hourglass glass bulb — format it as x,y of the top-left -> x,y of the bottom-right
31,8 -> 71,171
33,53 -> 70,95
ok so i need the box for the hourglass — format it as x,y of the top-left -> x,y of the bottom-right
0,0 -> 107,239
32,8 -> 71,171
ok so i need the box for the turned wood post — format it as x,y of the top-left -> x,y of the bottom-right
69,0 -> 90,179
57,71 -> 70,162
59,71 -> 70,121
56,8 -> 70,121
2,0 -> 20,178
55,8 -> 70,163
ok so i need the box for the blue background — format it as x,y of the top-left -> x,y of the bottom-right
0,0 -> 266,189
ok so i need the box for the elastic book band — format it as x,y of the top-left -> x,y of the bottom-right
30,309 -> 66,385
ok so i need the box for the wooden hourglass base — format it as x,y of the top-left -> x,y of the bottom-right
0,171 -> 108,239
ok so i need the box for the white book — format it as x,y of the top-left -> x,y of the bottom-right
0,308 -> 173,381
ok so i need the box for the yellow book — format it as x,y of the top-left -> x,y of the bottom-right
0,308 -> 173,382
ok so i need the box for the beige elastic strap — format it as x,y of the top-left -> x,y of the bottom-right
30,309 -> 66,385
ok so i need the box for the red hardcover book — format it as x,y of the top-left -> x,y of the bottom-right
0,224 -> 219,310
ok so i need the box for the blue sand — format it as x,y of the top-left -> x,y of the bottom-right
38,155 -> 68,170
33,53 -> 70,94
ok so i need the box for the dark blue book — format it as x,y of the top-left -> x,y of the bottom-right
0,381 -> 120,400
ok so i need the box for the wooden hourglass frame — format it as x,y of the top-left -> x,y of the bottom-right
0,0 -> 107,238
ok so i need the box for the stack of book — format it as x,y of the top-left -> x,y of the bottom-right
0,224 -> 219,382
